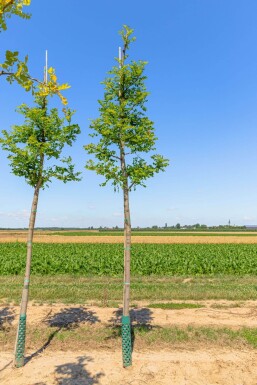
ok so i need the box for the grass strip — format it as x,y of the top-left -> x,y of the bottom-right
2,275 -> 257,303
147,302 -> 205,309
1,324 -> 257,351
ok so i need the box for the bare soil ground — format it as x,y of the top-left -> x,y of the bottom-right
2,232 -> 257,243
2,301 -> 257,329
1,302 -> 257,384
1,348 -> 257,385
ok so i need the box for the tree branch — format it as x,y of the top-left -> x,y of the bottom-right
1,0 -> 15,14
128,181 -> 135,191
109,154 -> 121,161
0,70 -> 43,85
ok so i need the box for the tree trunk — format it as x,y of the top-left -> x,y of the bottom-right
120,149 -> 132,367
14,182 -> 41,367
123,180 -> 131,316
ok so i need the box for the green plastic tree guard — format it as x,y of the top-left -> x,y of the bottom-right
122,315 -> 132,367
15,314 -> 26,367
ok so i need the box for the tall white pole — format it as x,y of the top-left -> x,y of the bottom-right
44,50 -> 48,84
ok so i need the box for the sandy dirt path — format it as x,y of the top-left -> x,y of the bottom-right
2,301 -> 257,330
0,348 -> 256,385
1,303 -> 257,384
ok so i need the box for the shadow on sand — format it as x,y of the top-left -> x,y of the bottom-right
54,356 -> 104,385
0,307 -> 15,372
45,307 -> 100,329
26,307 -> 100,364
109,307 -> 154,327
31,356 -> 104,385
0,307 -> 15,330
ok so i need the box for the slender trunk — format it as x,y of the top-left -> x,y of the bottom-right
14,183 -> 41,367
120,147 -> 132,367
14,145 -> 44,367
121,159 -> 131,316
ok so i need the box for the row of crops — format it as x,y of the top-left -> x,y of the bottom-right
1,243 -> 257,276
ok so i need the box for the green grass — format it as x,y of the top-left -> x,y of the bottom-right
2,275 -> 257,303
2,242 -> 257,275
1,323 -> 257,350
241,328 -> 257,348
147,302 -> 205,309
132,326 -> 257,349
210,302 -> 243,309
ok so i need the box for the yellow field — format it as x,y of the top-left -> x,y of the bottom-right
1,230 -> 257,243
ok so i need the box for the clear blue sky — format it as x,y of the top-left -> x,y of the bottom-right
1,0 -> 257,228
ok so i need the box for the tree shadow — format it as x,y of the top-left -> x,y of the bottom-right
26,307 -> 100,364
0,307 -> 15,330
108,307 -> 155,351
109,307 -> 154,327
45,307 -> 100,330
55,355 -> 104,385
0,360 -> 13,373
0,307 -> 15,372
25,328 -> 60,364
2,357 -> 104,385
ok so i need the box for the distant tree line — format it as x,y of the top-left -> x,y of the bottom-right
0,224 -> 252,231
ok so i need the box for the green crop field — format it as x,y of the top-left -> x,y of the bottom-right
1,242 -> 257,276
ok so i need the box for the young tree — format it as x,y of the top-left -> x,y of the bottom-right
85,25 -> 169,367
0,87 -> 81,367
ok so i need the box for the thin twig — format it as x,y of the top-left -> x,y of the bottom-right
0,70 -> 44,85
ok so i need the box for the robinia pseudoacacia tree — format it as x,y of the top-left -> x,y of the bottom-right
85,25 -> 169,367
0,83 -> 81,368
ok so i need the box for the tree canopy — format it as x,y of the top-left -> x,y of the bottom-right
0,93 -> 81,188
85,25 -> 169,191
